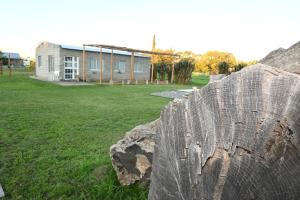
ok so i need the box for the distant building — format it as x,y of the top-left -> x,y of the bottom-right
2,52 -> 24,66
35,41 -> 151,82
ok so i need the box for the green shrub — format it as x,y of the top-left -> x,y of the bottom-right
174,58 -> 195,84
29,60 -> 36,72
218,61 -> 230,75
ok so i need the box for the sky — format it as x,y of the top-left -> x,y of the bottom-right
0,0 -> 299,61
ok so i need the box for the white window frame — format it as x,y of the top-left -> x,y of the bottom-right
48,55 -> 54,72
134,62 -> 144,73
64,56 -> 79,80
114,61 -> 126,73
89,56 -> 98,71
38,56 -> 42,67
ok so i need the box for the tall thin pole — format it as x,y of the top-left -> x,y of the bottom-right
130,52 -> 134,81
8,53 -> 11,77
83,45 -> 86,81
99,47 -> 103,84
151,34 -> 156,83
110,49 -> 113,83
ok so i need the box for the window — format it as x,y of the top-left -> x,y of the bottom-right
48,55 -> 54,72
89,56 -> 98,70
134,62 -> 144,73
64,56 -> 79,80
89,57 -> 105,71
114,61 -> 126,73
64,57 -> 73,68
38,56 -> 42,67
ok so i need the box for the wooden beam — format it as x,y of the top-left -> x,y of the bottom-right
84,44 -> 179,57
99,47 -> 103,84
110,49 -> 113,83
83,45 -> 86,81
130,52 -> 134,81
171,63 -> 175,84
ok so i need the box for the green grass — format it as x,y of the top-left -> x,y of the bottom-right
191,73 -> 209,86
0,69 -> 208,199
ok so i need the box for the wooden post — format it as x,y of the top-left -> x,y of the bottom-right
83,45 -> 86,81
110,49 -> 113,83
99,47 -> 103,84
130,52 -> 134,81
171,62 -> 175,84
151,63 -> 154,83
151,34 -> 156,84
8,53 -> 11,77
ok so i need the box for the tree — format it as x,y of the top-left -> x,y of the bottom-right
218,61 -> 230,75
233,60 -> 258,72
0,51 -> 8,65
152,49 -> 176,81
196,51 -> 237,74
233,62 -> 247,72
177,51 -> 196,59
29,60 -> 36,72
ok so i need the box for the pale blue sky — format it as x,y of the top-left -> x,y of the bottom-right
0,0 -> 299,61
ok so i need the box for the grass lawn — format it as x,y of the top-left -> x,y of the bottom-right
191,73 -> 210,86
0,69 -> 208,199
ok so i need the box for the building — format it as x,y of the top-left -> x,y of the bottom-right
2,52 -> 24,66
35,42 -> 151,82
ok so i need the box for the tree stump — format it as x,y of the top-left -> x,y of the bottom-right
149,64 -> 300,200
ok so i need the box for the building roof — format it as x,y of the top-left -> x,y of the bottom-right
2,52 -> 21,59
60,44 -> 150,58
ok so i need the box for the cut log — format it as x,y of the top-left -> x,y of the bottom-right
110,120 -> 159,185
209,74 -> 226,83
260,41 -> 300,74
149,64 -> 300,200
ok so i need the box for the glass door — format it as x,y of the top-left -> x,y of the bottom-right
64,56 -> 79,80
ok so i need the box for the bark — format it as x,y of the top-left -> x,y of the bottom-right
110,120 -> 159,185
149,64 -> 300,200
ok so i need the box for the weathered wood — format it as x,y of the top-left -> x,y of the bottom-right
110,120 -> 159,185
209,74 -> 226,83
110,49 -> 113,83
130,52 -> 135,80
151,63 -> 154,83
84,44 -> 179,57
99,47 -> 103,84
260,41 -> 300,74
82,45 -> 86,81
149,64 -> 300,200
171,63 -> 175,83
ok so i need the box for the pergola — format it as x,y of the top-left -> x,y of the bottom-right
82,44 -> 179,84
